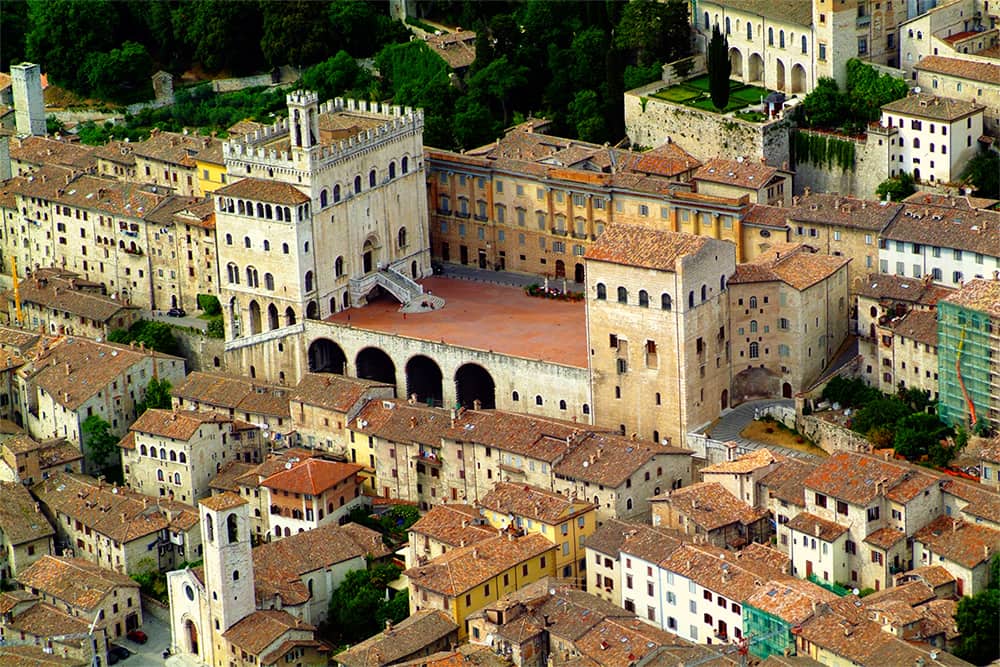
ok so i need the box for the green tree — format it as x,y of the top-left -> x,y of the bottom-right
961,147 -> 1000,199
328,0 -> 407,58
800,77 -> 846,128
260,0 -> 335,68
615,0 -> 690,67
1,0 -> 30,71
851,397 -> 912,439
844,58 -> 908,122
180,0 -> 265,74
379,505 -> 420,537
467,55 -> 528,127
300,51 -> 374,103
707,24 -> 731,111
892,412 -> 951,461
82,415 -> 119,469
108,320 -> 179,355
324,564 -> 406,645
875,171 -> 916,202
954,556 -> 1000,665
81,41 -> 153,101
137,378 -> 173,416
821,376 -> 879,408
568,90 -> 608,143
26,0 -> 119,90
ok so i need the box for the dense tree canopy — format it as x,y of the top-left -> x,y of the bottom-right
82,415 -> 119,469
707,24 -> 731,111
961,147 -> 1000,199
800,60 -> 907,133
322,564 -> 408,645
875,171 -> 916,202
954,556 -> 1000,665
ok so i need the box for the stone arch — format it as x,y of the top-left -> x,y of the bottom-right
776,59 -> 786,91
455,363 -> 496,409
721,389 -> 729,410
791,63 -> 806,94
729,47 -> 744,80
405,355 -> 443,407
306,300 -> 319,320
285,307 -> 297,326
356,347 -> 397,385
362,236 -> 379,273
748,53 -> 764,83
184,617 -> 199,656
783,382 -> 793,398
248,300 -> 262,335
308,339 -> 347,374
267,303 -> 279,330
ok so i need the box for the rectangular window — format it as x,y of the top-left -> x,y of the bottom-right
815,493 -> 827,508
837,500 -> 848,515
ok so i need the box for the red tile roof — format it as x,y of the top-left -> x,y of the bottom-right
729,244 -> 850,291
915,55 -> 1000,85
16,556 -> 137,611
785,512 -> 849,542
222,609 -> 315,655
215,177 -> 310,205
652,482 -> 769,532
130,408 -> 230,440
261,457 -> 362,495
585,224 -> 710,272
694,158 -> 780,189
480,482 -> 594,525
913,515 -> 1000,569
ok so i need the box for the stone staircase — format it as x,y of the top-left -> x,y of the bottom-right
349,267 -> 424,308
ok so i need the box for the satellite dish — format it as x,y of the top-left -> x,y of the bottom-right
913,86 -> 922,94
852,587 -> 860,596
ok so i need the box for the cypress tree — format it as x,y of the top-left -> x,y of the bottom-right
707,23 -> 731,111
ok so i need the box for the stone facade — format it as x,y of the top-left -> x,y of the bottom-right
792,127 -> 893,199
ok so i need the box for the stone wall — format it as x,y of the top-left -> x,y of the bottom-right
141,593 -> 171,623
624,90 -> 792,166
795,413 -> 873,455
172,329 -> 229,374
792,128 -> 892,199
660,55 -> 707,87
685,431 -> 751,465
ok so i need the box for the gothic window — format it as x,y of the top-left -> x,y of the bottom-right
264,273 -> 274,290
596,283 -> 606,300
335,256 -> 344,277
401,156 -> 409,174
389,162 -> 396,179
369,169 -> 377,187
398,227 -> 407,249
749,342 -> 760,358
227,513 -> 239,543
354,175 -> 362,193
661,293 -> 672,310
225,234 -> 232,245
701,285 -> 707,302
333,185 -> 341,203
244,236 -> 251,249
638,290 -> 649,307
320,189 -> 329,208
304,271 -> 314,292
617,286 -> 628,304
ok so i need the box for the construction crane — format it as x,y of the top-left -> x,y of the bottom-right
10,255 -> 22,326
0,608 -> 102,667
954,324 -> 978,428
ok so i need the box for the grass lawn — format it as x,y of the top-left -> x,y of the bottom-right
651,86 -> 701,103
741,419 -> 829,458
651,76 -> 771,119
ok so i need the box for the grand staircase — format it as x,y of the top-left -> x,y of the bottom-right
349,266 -> 425,308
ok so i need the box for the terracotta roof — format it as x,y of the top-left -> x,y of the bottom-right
337,610 -> 458,667
291,372 -> 391,413
703,0 -> 813,26
803,452 -> 926,506
260,639 -> 328,665
0,590 -> 37,614
552,432 -> 691,488
409,504 -> 495,549
16,556 -> 136,611
785,512 -> 848,542
882,204 -> 1000,257
6,598 -> 90,640
222,609 -> 315,655
209,460 -> 256,492
631,141 -> 701,178
856,273 -> 954,306
573,616 -> 690,667
729,244 -> 849,291
10,272 -> 135,323
260,457 -> 362,495
132,131 -> 221,167
759,458 -> 819,506
914,515 -> 1000,569
0,644 -> 87,666
143,195 -> 216,230
741,542 -> 793,571
352,400 -> 454,447
8,136 -> 94,170
32,472 -> 198,543
480,482 -> 594,525
585,224 -> 709,272
701,448 -> 779,474
915,55 -> 1000,85
744,578 -> 839,625
173,371 -> 291,418
658,543 -> 788,602
894,564 -> 956,589
253,522 -> 388,606
619,525 -> 684,563
884,309 -> 937,346
882,93 -> 985,121
743,204 -> 789,229
48,174 -> 166,219
903,191 -> 999,211
130,408 -> 230,440
863,526 -> 907,550
0,481 -> 54,546
942,478 -> 1000,524
426,31 -> 477,70
918,598 -> 960,640
584,518 -> 650,556
787,193 -> 901,231
0,434 -> 81,470
651,482 -> 769,532
863,580 -> 935,611
233,449 -> 320,488
694,158 -> 779,189
215,177 -> 310,205
200,490 -> 248,511
91,140 -> 136,166
941,278 -> 1000,318
405,533 -> 555,596
980,435 -> 1000,464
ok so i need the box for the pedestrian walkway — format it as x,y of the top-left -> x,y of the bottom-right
708,398 -> 820,460
438,262 -> 584,292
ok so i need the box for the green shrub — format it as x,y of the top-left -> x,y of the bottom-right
205,317 -> 224,339
197,294 -> 222,316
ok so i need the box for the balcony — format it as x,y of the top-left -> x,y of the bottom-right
474,214 -> 488,222
437,208 -> 452,216
857,14 -> 871,27
550,228 -> 569,237
455,211 -> 470,219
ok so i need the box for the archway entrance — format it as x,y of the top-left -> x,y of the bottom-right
363,239 -> 376,273
248,300 -> 262,335
356,347 -> 397,385
306,300 -> 319,320
267,304 -> 279,330
574,263 -> 584,284
782,382 -> 793,398
308,339 -> 347,374
776,59 -> 786,91
406,355 -> 443,406
186,619 -> 199,656
729,48 -> 744,81
791,64 -> 806,94
455,363 -> 496,409
721,389 -> 729,410
555,260 -> 566,278
748,53 -> 764,83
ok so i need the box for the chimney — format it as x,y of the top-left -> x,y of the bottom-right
120,512 -> 127,523
385,620 -> 393,635
64,362 -> 71,376
814,523 -> 822,538
804,186 -> 811,197
473,548 -> 479,559
409,416 -> 417,429
409,393 -> 417,405
473,399 -> 482,411
461,519 -> 468,528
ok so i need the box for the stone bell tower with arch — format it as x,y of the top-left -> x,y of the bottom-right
287,90 -> 320,154
200,493 -> 255,639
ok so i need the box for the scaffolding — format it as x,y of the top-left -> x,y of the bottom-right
937,295 -> 999,431
741,604 -> 793,660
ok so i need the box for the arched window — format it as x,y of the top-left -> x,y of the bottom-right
720,275 -> 726,291
173,472 -> 181,484
398,227 -> 407,249
913,137 -> 920,149
596,283 -> 607,300
335,256 -> 344,277
512,391 -> 519,402
801,35 -> 808,54
369,169 -> 377,187
402,156 -> 409,174
179,452 -> 186,463
779,30 -> 785,48
320,189 -> 328,207
749,296 -> 758,309
725,17 -> 731,34
160,448 -> 166,459
701,285 -> 707,302
333,184 -> 341,203
232,570 -> 239,581
749,342 -> 760,358
256,203 -> 264,217
559,399 -> 567,410
638,290 -> 649,307
263,240 -> 270,251
750,320 -> 758,333
284,206 -> 291,220
688,291 -> 695,308
140,444 -> 147,456
535,395 -> 543,406
704,11 -> 709,28
227,513 -> 239,543
304,241 -> 309,253
768,27 -> 774,45
225,233 -> 232,245
275,206 -> 283,221
617,286 -> 628,304
282,243 -> 290,254
264,273 -> 274,290
304,271 -> 314,292
157,469 -> 164,481
389,162 -> 396,179
582,404 -> 590,415
205,516 -> 214,543
747,22 -> 753,40
169,450 -> 177,462
237,200 -> 245,215
265,204 -> 272,219
626,497 -> 633,511
354,175 -> 362,193
661,293 -> 672,310
244,236 -> 251,249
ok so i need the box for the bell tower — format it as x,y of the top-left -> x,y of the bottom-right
287,90 -> 320,152
199,492 -> 255,634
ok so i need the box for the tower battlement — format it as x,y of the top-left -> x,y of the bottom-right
286,89 -> 319,107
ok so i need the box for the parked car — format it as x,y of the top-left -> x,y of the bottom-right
108,645 -> 131,663
166,307 -> 186,317
126,630 -> 148,644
